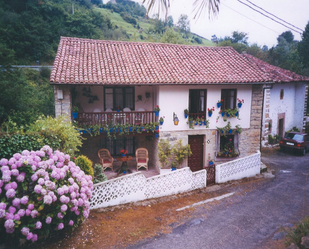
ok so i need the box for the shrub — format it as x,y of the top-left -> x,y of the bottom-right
26,115 -> 83,155
0,146 -> 93,246
93,164 -> 108,184
158,139 -> 172,168
268,134 -> 280,144
171,140 -> 192,168
74,155 -> 94,178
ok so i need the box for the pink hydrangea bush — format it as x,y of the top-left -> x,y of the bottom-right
0,145 -> 93,244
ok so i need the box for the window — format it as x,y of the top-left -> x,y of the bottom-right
216,132 -> 239,158
280,89 -> 284,100
189,89 -> 206,116
221,89 -> 236,110
104,137 -> 135,156
104,87 -> 134,110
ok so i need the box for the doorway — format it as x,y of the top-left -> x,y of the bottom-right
188,135 -> 204,172
278,113 -> 285,138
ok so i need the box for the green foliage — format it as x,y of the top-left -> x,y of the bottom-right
0,133 -> 61,159
75,155 -> 94,177
171,140 -> 192,167
216,121 -> 242,136
286,127 -> 300,133
26,115 -> 83,155
268,134 -> 280,145
160,28 -> 186,44
177,14 -> 190,36
93,164 -> 108,184
158,139 -> 172,168
0,68 -> 54,125
284,217 -> 309,247
298,21 -> 309,68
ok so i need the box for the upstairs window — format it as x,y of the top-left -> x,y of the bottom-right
189,89 -> 206,117
221,89 -> 236,110
280,89 -> 284,100
104,87 -> 134,111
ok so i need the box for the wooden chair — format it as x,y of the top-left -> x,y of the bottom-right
98,149 -> 114,171
136,148 -> 149,171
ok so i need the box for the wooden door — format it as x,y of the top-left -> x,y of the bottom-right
188,135 -> 204,172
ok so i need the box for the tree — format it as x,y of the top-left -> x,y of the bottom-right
298,22 -> 309,68
166,15 -> 173,27
142,0 -> 220,19
231,31 -> 248,45
160,28 -> 186,44
177,14 -> 190,36
277,31 -> 294,43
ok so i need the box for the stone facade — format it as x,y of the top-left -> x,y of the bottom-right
54,85 -> 72,118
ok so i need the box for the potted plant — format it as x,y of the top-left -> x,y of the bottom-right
158,139 -> 172,168
171,140 -> 192,169
155,128 -> 159,138
184,109 -> 189,118
159,116 -> 165,125
237,98 -> 244,108
72,106 -> 79,119
217,99 -> 223,108
187,117 -> 194,129
154,105 -> 160,116
120,149 -> 127,157
207,153 -> 214,166
171,162 -> 177,171
208,107 -> 215,117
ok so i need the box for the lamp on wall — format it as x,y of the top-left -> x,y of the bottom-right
173,112 -> 179,125
57,89 -> 63,100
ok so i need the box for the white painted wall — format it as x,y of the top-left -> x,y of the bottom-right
157,85 -> 252,131
268,82 -> 306,135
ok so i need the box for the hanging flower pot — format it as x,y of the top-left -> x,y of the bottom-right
221,112 -> 225,117
209,161 -> 214,166
129,127 -> 133,132
238,103 -> 242,108
226,113 -> 230,117
72,112 -> 78,119
235,111 -> 239,117
228,129 -> 233,133
140,126 -> 144,132
160,121 -> 164,125
154,111 -> 159,116
217,102 -> 221,108
203,121 -> 207,125
208,112 -> 212,117
155,133 -> 159,138
184,113 -> 188,119
100,128 -> 103,133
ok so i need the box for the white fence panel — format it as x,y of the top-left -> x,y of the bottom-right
216,151 -> 261,184
90,167 -> 206,210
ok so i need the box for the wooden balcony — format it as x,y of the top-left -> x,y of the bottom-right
75,111 -> 158,127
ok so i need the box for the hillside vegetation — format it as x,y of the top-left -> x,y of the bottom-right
0,0 -> 212,66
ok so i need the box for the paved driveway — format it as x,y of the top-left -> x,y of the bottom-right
128,147 -> 309,249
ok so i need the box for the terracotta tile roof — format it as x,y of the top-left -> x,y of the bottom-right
50,37 -> 274,85
242,53 -> 309,83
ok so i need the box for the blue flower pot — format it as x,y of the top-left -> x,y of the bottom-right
195,122 -> 198,125
72,112 -> 78,119
208,112 -> 212,117
228,129 -> 233,133
160,121 -> 163,125
123,171 -> 127,174
184,113 -> 188,119
209,161 -> 214,166
238,103 -> 242,108
129,127 -> 133,132
226,113 -> 230,117
199,122 -> 202,126
155,111 -> 159,117
221,112 -> 225,117
235,112 -> 239,116
122,154 -> 126,157
100,128 -> 103,133
217,103 -> 221,108
110,128 -> 113,133
171,167 -> 177,171
155,133 -> 159,138
203,121 -> 207,125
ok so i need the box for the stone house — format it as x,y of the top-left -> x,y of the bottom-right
50,36 -> 283,174
243,54 -> 309,145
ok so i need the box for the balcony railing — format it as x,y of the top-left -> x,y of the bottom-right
75,111 -> 157,127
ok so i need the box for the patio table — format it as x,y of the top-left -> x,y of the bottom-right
116,156 -> 133,175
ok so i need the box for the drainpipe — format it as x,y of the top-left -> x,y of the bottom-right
260,83 -> 273,152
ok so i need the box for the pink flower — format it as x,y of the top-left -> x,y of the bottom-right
20,196 -> 29,205
5,213 -> 14,220
46,216 -> 52,224
0,209 -> 5,218
61,204 -> 68,212
12,198 -> 20,207
14,214 -> 20,220
35,221 -> 42,229
21,227 -> 30,236
4,219 -> 14,229
25,209 -> 31,216
0,202 -> 6,209
68,220 -> 74,226
16,172 -> 26,182
31,210 -> 38,218
17,209 -> 26,217
11,169 -> 19,176
57,212 -> 64,219
43,195 -> 52,205
32,234 -> 38,242
8,206 -> 16,214
6,189 -> 16,198
28,204 -> 34,210
26,232 -> 34,240
34,185 -> 43,194
58,223 -> 64,230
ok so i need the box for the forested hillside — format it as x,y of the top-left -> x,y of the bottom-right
0,0 -> 212,65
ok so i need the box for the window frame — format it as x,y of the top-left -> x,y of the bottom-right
221,89 -> 237,110
103,136 -> 135,156
189,89 -> 207,117
104,87 -> 135,111
216,131 -> 239,157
